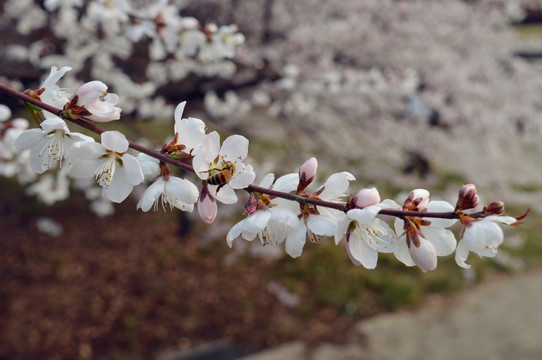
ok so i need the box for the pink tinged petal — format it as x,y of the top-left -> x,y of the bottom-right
229,164 -> 255,189
307,214 -> 336,236
335,217 -> 351,244
355,187 -> 380,208
299,157 -> 318,182
426,201 -> 457,228
318,172 -> 355,200
137,179 -> 164,212
120,154 -> 144,185
286,221 -> 307,258
103,93 -> 119,105
212,184 -> 238,204
409,237 -> 437,272
104,166 -> 134,203
220,134 -> 249,161
76,81 -> 108,106
174,101 -> 186,121
258,173 -> 275,188
422,226 -> 456,256
348,234 -> 379,269
166,177 -> 199,205
14,129 -> 44,151
198,189 -> 217,224
272,173 -> 299,193
455,241 -> 472,269
101,131 -> 129,152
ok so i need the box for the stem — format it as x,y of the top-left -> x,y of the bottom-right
0,83 -> 459,220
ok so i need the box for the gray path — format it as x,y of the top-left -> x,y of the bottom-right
239,270 -> 542,360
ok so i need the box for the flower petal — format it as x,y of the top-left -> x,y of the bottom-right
318,172 -> 355,200
285,221 -> 306,258
307,214 -> 336,236
101,131 -> 129,152
348,234 -> 378,269
422,226 -> 457,256
272,173 -> 299,192
220,134 -> 249,161
121,154 -> 144,186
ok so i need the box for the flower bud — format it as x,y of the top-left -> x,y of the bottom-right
485,201 -> 505,215
455,184 -> 479,211
297,157 -> 318,193
74,81 -> 121,122
354,187 -> 380,208
245,193 -> 259,214
403,189 -> 430,211
198,184 -> 217,224
408,235 -> 437,272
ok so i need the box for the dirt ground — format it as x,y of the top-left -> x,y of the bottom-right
0,179 -> 362,360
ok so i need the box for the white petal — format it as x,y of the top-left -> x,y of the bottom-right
334,217 -> 350,245
348,234 -> 378,269
426,201 -> 457,228
409,237 -> 437,272
272,173 -> 299,192
104,167 -> 133,203
226,219 -> 247,247
166,177 -> 199,204
422,226 -> 457,256
485,215 -> 517,225
285,221 -> 306,258
174,101 -> 186,121
269,207 -> 299,228
462,221 -> 503,257
318,172 -> 355,200
242,211 -> 271,234
220,134 -> 249,160
307,214 -> 336,236
175,117 -> 206,151
40,117 -> 69,133
121,154 -> 144,185
394,235 -> 415,267
229,163 -> 255,189
13,129 -> 44,151
455,241 -> 471,269
137,180 -> 164,211
347,205 -> 381,224
212,184 -> 238,204
101,131 -> 129,152
258,173 -> 275,188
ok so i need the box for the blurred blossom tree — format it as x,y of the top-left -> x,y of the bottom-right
0,0 -> 533,270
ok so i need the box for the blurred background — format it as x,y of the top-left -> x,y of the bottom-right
1,0 -> 542,359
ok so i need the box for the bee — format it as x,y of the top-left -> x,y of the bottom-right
205,161 -> 235,192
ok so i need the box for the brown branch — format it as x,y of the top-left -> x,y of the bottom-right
0,82 -> 459,220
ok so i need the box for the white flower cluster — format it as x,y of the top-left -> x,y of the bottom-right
2,0 -> 245,118
0,66 -> 523,272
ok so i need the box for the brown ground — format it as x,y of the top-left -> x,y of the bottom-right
0,179 -> 361,360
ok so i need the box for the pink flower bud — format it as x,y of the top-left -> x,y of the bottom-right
485,201 -> 505,215
74,81 -> 121,122
198,184 -> 217,224
408,235 -> 437,272
404,189 -> 430,211
354,187 -> 380,208
297,157 -> 318,193
456,184 -> 479,211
